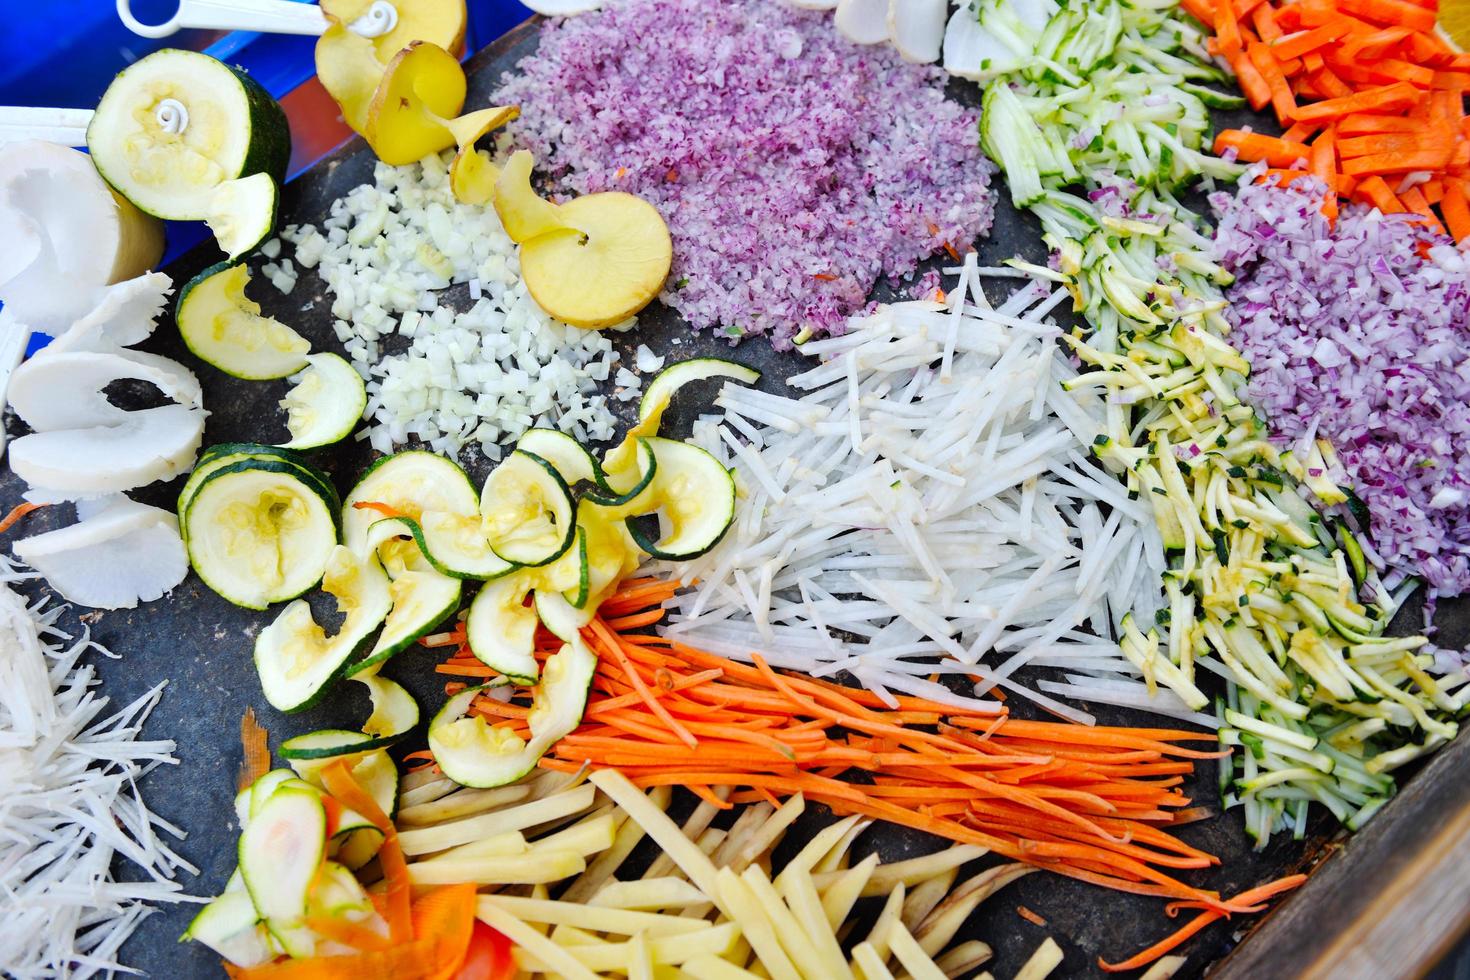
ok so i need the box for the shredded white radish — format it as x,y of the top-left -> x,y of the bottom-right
0,557 -> 193,977
661,264 -> 1189,725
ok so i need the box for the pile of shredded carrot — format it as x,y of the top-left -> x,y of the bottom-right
431,578 -> 1302,933
1185,0 -> 1470,238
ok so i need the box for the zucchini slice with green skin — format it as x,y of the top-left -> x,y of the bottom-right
535,589 -> 593,642
182,889 -> 276,968
342,451 -> 479,555
185,460 -> 340,609
516,428 -> 599,487
206,173 -> 280,261
285,747 -> 397,870
350,567 -> 461,676
279,728 -> 394,761
237,786 -> 324,947
482,450 -> 576,567
560,528 -> 590,609
178,446 -> 337,547
465,576 -> 538,683
253,546 -> 392,711
428,636 -> 597,789
624,437 -> 737,560
364,514 -> 514,583
603,358 -> 760,478
278,353 -> 367,450
176,263 -> 311,381
584,437 -> 657,510
88,48 -> 290,221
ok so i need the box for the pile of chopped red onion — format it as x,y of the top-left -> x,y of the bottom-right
1212,174 -> 1470,596
496,0 -> 995,349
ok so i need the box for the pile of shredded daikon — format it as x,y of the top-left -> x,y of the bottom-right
662,258 -> 1211,726
0,558 -> 193,977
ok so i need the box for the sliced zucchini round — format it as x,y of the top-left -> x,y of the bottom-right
279,353 -> 366,450
579,504 -> 641,609
418,510 -> 517,580
185,460 -> 340,609
429,636 -> 596,789
482,450 -> 576,567
584,437 -> 657,511
516,428 -> 599,487
176,263 -> 311,381
349,567 -> 462,675
342,451 -> 479,554
179,445 -> 337,547
535,589 -> 593,643
280,728 -> 392,761
638,358 -> 762,426
88,48 -> 290,221
182,889 -> 276,969
465,576 -> 538,683
241,769 -> 298,827
253,546 -> 392,711
625,437 -> 737,560
357,673 -> 420,741
553,527 -> 589,608
206,173 -> 280,261
237,786 -> 324,937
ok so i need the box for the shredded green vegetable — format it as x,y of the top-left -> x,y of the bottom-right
956,0 -> 1466,845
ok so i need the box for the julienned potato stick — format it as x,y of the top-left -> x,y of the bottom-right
1197,0 -> 1470,240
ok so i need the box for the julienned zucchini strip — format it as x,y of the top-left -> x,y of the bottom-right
961,0 -> 1464,845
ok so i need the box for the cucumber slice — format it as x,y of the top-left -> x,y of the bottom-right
482,450 -> 576,567
350,566 -> 461,675
428,636 -> 596,789
88,48 -> 290,221
176,263 -> 311,381
182,889 -> 276,968
279,354 -> 366,450
185,460 -> 340,609
516,428 -> 599,487
342,451 -> 479,554
238,786 -> 325,941
465,576 -> 538,682
178,445 -> 337,547
254,547 -> 392,711
625,437 -> 737,560
205,173 -> 279,261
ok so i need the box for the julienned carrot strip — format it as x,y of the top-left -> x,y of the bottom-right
1354,174 -> 1407,212
1400,186 -> 1446,232
1281,120 -> 1321,142
1251,3 -> 1281,41
1179,0 -> 1216,25
1337,112 -> 1424,134
1214,131 -> 1311,167
590,619 -> 699,749
350,500 -> 404,519
1312,125 -> 1340,221
1341,145 -> 1455,175
1442,179 -> 1470,240
0,501 -> 42,535
1291,81 -> 1420,122
1270,17 -> 1355,60
1339,0 -> 1436,32
1338,131 -> 1451,158
1215,0 -> 1242,55
1248,41 -> 1299,120
1097,875 -> 1308,973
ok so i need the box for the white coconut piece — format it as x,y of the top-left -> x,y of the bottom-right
835,0 -> 890,44
9,349 -> 202,432
889,0 -> 947,62
15,498 -> 187,609
519,0 -> 603,15
0,142 -> 164,334
45,272 -> 173,354
943,2 -> 1019,80
9,404 -> 207,496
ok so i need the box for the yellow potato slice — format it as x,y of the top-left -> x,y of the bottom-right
520,191 -> 672,329
315,25 -> 383,136
493,149 -> 575,243
441,104 -> 519,205
365,41 -> 467,166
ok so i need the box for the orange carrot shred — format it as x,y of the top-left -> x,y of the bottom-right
0,501 -> 42,535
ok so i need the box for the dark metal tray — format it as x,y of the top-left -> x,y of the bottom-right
7,18 -> 1467,979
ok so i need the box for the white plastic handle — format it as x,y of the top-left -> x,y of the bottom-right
116,0 -> 401,39
117,0 -> 331,38
0,107 -> 94,149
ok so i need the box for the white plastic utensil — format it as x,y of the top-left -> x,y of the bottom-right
0,108 -> 92,149
116,0 -> 402,39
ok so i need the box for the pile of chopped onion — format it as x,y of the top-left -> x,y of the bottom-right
0,558 -> 192,976
659,259 -> 1210,726
279,152 -> 636,460
1213,173 -> 1470,598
